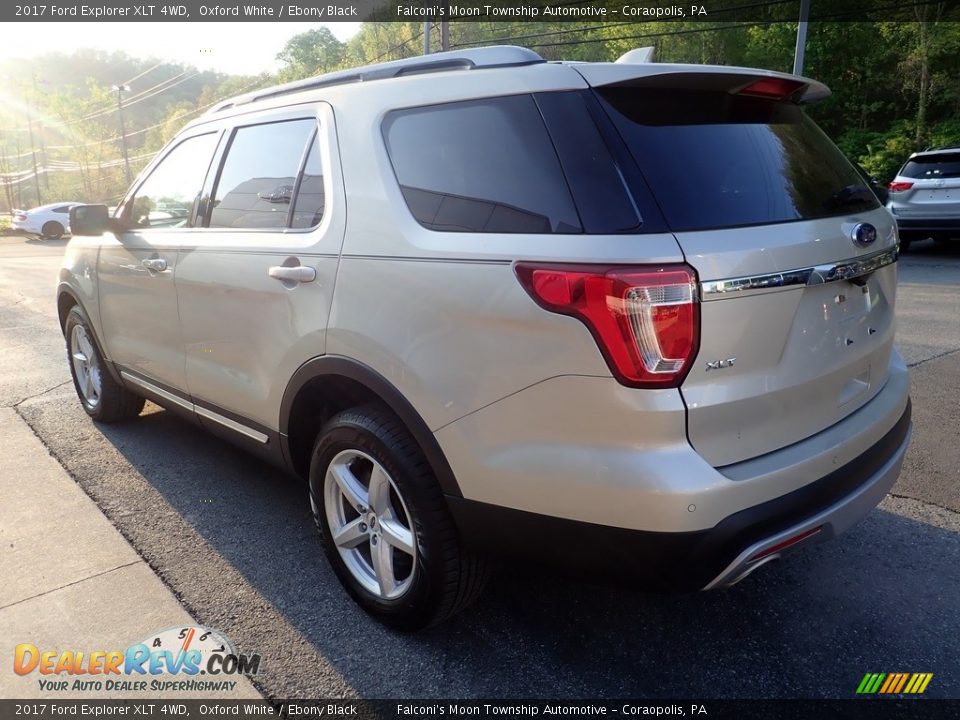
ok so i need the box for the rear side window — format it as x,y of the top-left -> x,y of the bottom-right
210,118 -> 316,230
900,153 -> 960,179
290,134 -> 325,229
383,96 -> 582,234
597,88 -> 879,232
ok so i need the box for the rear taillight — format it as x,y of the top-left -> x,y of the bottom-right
888,181 -> 914,192
515,263 -> 699,388
14,212 -> 27,221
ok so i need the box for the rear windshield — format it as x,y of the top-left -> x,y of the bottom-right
597,88 -> 878,232
901,153 -> 960,179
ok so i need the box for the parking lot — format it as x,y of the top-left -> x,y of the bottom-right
1,234 -> 958,699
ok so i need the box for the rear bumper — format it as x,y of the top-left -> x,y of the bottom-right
449,401 -> 911,591
894,217 -> 960,234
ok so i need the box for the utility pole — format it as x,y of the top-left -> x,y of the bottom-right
24,93 -> 42,207
14,133 -> 23,209
423,20 -> 431,55
793,0 -> 810,76
0,129 -> 15,215
32,75 -> 49,190
441,18 -> 449,52
112,84 -> 132,186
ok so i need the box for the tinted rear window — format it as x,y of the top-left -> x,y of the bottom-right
597,88 -> 878,232
383,96 -> 582,234
901,153 -> 960,179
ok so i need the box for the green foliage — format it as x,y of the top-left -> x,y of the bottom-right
928,119 -> 960,150
276,27 -> 346,80
856,121 -> 919,182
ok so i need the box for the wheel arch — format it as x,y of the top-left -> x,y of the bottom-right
280,355 -> 462,498
57,286 -> 123,386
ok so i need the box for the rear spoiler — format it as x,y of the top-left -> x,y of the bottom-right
572,62 -> 831,104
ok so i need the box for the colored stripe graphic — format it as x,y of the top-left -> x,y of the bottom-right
857,672 -> 933,694
893,673 -> 910,693
856,674 -> 874,694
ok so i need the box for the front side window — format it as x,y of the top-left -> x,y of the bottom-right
383,96 -> 582,234
128,133 -> 218,229
209,118 -> 316,230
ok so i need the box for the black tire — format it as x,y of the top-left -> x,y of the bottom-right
309,404 -> 488,630
64,305 -> 145,422
41,221 -> 64,240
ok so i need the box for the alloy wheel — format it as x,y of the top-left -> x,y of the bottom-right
320,449 -> 417,600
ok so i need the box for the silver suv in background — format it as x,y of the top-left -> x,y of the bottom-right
888,146 -> 960,251
60,46 -> 911,629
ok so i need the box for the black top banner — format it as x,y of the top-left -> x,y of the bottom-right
5,0 -> 960,23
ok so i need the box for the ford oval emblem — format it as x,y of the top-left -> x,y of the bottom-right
851,223 -> 878,248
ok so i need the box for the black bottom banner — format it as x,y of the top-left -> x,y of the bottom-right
1,700 -> 958,720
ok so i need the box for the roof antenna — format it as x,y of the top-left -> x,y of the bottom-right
615,47 -> 656,64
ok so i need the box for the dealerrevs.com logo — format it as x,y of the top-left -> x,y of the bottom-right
13,625 -> 261,693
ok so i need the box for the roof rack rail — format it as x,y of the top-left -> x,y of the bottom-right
209,46 -> 544,114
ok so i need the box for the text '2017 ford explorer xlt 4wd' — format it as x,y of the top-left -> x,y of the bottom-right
61,46 -> 911,630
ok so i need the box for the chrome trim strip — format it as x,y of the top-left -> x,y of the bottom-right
700,246 -> 899,300
121,371 -> 192,412
120,371 -> 268,444
195,405 -> 269,444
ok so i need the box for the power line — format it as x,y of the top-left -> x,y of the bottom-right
372,29 -> 425,64
451,22 -> 636,49
1,76 -> 271,163
526,21 -> 769,50
77,71 -> 193,122
121,61 -> 165,87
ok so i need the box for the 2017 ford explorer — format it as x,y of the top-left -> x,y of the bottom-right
60,46 -> 911,629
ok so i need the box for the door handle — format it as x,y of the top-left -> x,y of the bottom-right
141,257 -> 167,272
268,265 -> 317,283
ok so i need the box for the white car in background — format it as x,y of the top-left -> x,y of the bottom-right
12,202 -> 82,239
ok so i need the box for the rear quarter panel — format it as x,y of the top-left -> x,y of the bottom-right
325,68 -> 687,431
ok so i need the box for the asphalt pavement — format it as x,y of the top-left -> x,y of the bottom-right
0,234 -> 958,700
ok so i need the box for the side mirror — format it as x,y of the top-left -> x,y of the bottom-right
69,205 -> 110,236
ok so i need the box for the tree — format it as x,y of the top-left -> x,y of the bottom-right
276,28 -> 346,80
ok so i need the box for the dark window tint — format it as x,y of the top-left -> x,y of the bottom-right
53,206 -> 71,214
383,96 -> 582,234
290,133 -> 325,229
901,153 -> 960,179
210,119 -> 315,230
597,88 -> 878,232
535,92 -> 641,234
129,133 -> 218,229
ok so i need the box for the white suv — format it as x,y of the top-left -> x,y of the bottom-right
61,46 -> 911,629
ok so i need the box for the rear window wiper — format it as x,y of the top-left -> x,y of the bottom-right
822,184 -> 875,211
